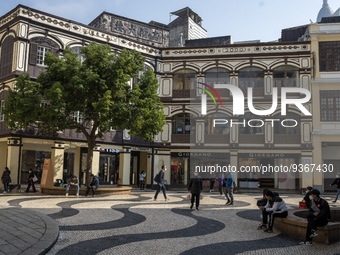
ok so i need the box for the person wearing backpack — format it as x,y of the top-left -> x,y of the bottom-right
330,173 -> 340,203
154,165 -> 168,201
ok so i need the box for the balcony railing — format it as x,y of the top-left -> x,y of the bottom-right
172,134 -> 191,143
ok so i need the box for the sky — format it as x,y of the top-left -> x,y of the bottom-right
0,0 -> 339,42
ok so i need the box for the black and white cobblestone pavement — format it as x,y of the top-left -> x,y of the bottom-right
0,190 -> 339,255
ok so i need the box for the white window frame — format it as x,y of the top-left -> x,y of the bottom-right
36,46 -> 50,66
72,111 -> 83,124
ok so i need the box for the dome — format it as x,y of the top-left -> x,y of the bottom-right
317,0 -> 334,22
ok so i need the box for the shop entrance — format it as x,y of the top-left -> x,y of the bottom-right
259,158 -> 275,188
130,151 -> 148,186
99,154 -> 119,185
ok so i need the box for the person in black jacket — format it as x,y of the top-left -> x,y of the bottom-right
25,169 -> 36,193
188,172 -> 203,210
1,167 -> 11,193
303,186 -> 313,209
299,189 -> 331,246
154,165 -> 168,201
330,173 -> 340,203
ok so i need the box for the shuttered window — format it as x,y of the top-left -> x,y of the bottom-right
0,36 -> 14,78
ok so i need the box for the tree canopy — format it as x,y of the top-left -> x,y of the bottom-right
4,42 -> 165,181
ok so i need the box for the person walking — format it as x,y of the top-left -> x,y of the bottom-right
217,174 -> 224,195
1,167 -> 11,193
85,174 -> 99,197
154,165 -> 168,201
299,189 -> 330,245
209,178 -> 215,192
66,175 -> 80,197
225,172 -> 235,205
139,171 -> 146,190
330,173 -> 340,203
188,172 -> 203,210
25,169 -> 37,193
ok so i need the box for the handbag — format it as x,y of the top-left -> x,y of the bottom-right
299,201 -> 307,209
200,194 -> 203,200
32,175 -> 38,183
186,193 -> 192,199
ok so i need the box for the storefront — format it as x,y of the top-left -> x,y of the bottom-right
171,152 -> 230,188
238,153 -> 300,190
99,148 -> 120,185
20,141 -> 52,184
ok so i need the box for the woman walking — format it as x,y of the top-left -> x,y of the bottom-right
1,167 -> 11,193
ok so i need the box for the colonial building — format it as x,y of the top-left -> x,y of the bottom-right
0,2 -> 338,191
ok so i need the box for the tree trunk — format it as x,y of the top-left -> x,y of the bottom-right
85,140 -> 95,187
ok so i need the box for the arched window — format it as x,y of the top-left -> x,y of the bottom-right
238,67 -> 264,96
273,65 -> 299,88
172,113 -> 192,135
29,37 -> 60,66
205,68 -> 230,86
71,46 -> 85,62
0,36 -> 14,78
173,69 -> 196,98
173,69 -> 196,90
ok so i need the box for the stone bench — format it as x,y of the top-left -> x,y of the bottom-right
40,186 -> 132,196
275,209 -> 340,244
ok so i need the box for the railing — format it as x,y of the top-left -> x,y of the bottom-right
171,134 -> 191,143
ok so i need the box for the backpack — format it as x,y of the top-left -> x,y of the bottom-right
154,173 -> 160,183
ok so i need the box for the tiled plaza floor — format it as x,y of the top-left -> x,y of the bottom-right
0,190 -> 339,255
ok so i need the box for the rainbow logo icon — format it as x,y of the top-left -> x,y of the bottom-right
197,82 -> 222,115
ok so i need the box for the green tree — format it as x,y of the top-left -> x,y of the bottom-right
4,42 -> 165,184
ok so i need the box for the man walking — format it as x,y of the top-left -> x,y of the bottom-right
225,172 -> 235,205
188,172 -> 203,210
154,165 -> 168,201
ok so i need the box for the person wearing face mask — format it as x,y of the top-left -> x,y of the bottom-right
302,186 -> 313,209
299,189 -> 331,246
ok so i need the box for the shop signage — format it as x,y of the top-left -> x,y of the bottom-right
248,153 -> 285,158
100,148 -> 120,153
131,147 -> 151,152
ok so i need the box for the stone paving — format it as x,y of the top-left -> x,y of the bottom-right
0,206 -> 58,255
0,190 -> 339,255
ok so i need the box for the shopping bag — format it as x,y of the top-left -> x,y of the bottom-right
299,201 -> 306,209
32,175 -> 38,183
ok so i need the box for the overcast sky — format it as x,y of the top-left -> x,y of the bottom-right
1,0 -> 339,42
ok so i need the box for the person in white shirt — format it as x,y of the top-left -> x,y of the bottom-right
259,190 -> 288,233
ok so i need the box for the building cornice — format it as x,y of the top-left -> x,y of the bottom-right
0,5 -> 161,57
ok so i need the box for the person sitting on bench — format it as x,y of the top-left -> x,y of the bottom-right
66,175 -> 80,197
299,189 -> 330,246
